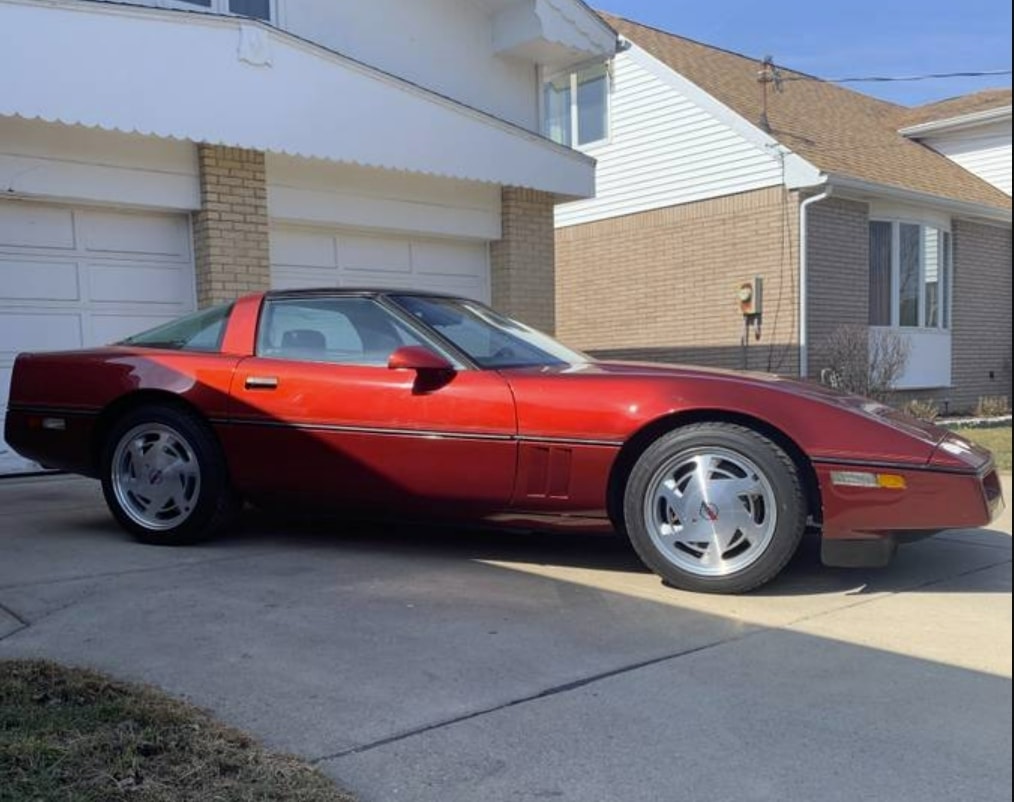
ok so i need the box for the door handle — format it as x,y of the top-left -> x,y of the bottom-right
245,376 -> 278,390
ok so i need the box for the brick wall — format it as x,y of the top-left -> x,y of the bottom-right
556,186 -> 800,374
193,144 -> 270,307
805,197 -> 870,378
805,203 -> 1011,413
926,220 -> 1011,412
491,187 -> 556,333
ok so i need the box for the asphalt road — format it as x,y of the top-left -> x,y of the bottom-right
1,474 -> 1010,802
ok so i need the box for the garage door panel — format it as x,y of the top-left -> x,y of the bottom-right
410,274 -> 487,298
271,229 -> 334,267
272,265 -> 338,290
271,225 -> 489,303
1,200 -> 195,474
339,235 -> 411,274
0,312 -> 83,356
78,210 -> 190,259
412,241 -> 488,278
90,313 -> 179,345
0,204 -> 75,250
0,258 -> 80,301
89,263 -> 189,305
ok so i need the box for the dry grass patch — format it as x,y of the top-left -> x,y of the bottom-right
0,660 -> 354,802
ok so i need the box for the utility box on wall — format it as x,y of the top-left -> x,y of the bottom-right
738,276 -> 763,317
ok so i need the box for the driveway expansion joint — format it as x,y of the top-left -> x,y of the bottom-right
312,627 -> 765,765
0,600 -> 30,643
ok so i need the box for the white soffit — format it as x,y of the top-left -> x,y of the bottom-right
492,0 -> 617,69
0,0 -> 596,198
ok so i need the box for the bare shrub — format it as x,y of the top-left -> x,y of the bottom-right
900,398 -> 940,422
819,325 -> 910,402
975,395 -> 1010,417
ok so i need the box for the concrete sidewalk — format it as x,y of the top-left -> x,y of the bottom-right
1,474 -> 1010,802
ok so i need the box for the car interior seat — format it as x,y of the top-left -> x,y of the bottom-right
280,328 -> 327,359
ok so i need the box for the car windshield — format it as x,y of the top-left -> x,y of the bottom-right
390,295 -> 588,369
119,303 -> 233,352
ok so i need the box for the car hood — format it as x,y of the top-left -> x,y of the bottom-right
588,359 -> 944,438
505,360 -> 981,468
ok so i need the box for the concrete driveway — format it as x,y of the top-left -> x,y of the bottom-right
1,474 -> 1010,802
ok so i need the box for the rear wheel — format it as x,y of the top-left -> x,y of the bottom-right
622,423 -> 806,594
100,405 -> 238,545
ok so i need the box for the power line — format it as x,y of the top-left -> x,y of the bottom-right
782,68 -> 1011,85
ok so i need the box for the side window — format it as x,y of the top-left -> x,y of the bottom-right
120,303 -> 233,352
257,297 -> 426,366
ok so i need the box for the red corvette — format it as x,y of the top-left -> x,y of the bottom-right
5,289 -> 1004,593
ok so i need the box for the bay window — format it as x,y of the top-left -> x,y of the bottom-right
542,63 -> 609,148
868,220 -> 951,330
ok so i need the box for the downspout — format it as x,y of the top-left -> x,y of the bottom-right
798,185 -> 831,378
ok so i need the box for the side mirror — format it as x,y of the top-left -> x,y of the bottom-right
387,345 -> 455,373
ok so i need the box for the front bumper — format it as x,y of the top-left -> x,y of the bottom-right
814,461 -> 1004,568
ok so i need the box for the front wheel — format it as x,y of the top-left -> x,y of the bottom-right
100,405 -> 238,546
622,423 -> 806,594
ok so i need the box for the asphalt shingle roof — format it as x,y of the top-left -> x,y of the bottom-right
600,12 -> 1011,212
896,88 -> 1013,128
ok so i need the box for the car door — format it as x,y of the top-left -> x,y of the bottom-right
220,294 -> 518,515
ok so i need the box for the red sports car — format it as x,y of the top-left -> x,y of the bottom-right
5,289 -> 1004,593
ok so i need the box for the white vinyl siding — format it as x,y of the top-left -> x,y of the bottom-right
555,46 -> 784,228
922,120 -> 1012,196
0,199 -> 196,474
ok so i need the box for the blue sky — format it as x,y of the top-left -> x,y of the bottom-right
598,0 -> 1012,107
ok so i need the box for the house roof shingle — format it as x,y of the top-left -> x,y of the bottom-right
896,88 -> 1013,128
600,12 -> 1011,213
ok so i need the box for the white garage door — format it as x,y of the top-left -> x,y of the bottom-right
0,200 -> 195,474
270,225 -> 489,302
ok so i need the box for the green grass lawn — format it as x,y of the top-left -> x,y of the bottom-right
0,660 -> 354,802
951,425 -> 1012,472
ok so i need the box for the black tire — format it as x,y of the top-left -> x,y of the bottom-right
100,404 -> 239,546
622,422 -> 806,594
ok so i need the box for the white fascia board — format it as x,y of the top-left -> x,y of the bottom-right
0,0 -> 596,198
825,173 -> 1012,225
622,41 -> 824,190
900,106 -> 1013,137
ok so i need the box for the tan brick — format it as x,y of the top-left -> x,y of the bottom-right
556,187 -> 800,374
491,187 -> 556,333
192,144 -> 270,307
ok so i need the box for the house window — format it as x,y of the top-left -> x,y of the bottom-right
542,63 -> 609,148
176,0 -> 272,21
868,220 -> 951,330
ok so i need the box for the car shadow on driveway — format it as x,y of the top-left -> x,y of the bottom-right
201,504 -> 1012,598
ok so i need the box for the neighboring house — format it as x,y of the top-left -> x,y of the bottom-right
553,13 -> 1012,414
0,0 -> 616,473
897,90 -> 1012,196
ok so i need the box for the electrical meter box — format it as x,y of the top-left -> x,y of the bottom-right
738,277 -> 763,317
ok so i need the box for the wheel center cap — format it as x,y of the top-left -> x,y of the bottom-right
149,469 -> 163,485
700,501 -> 719,521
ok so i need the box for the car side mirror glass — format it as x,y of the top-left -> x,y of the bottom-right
387,345 -> 455,373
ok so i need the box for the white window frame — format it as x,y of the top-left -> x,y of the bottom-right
541,62 -> 611,150
151,0 -> 278,23
869,217 -> 952,331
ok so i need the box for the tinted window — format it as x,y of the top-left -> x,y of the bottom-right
257,297 -> 429,366
391,295 -> 587,369
120,304 -> 233,352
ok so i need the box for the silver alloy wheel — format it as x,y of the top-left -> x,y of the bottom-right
111,422 -> 202,531
642,447 -> 777,577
